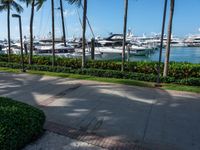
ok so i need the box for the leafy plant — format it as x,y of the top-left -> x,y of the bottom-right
0,97 -> 45,150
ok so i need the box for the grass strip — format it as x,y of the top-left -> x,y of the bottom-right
0,67 -> 199,93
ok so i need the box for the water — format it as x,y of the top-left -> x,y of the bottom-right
100,47 -> 200,64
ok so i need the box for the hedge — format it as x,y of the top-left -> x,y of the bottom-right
0,54 -> 199,79
0,97 -> 45,150
0,62 -> 199,86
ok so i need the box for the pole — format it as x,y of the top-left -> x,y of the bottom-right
18,16 -> 25,72
156,0 -> 168,85
127,45 -> 130,62
91,38 -> 95,60
60,0 -> 67,47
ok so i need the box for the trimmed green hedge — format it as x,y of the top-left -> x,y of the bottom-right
0,54 -> 200,79
0,62 -> 199,86
0,97 -> 45,150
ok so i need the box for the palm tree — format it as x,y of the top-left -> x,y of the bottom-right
0,0 -> 23,62
163,0 -> 175,77
156,0 -> 168,84
51,0 -> 55,66
65,0 -> 87,68
59,0 -> 67,47
21,0 -> 45,64
121,0 -> 128,72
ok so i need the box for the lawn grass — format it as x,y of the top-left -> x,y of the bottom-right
0,67 -> 199,93
162,84 -> 200,93
28,70 -> 155,88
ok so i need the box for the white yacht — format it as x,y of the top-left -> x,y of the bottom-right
97,45 -> 150,56
35,43 -> 75,54
184,35 -> 200,47
97,34 -> 123,47
1,42 -> 22,54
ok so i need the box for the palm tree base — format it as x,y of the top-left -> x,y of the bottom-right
154,83 -> 163,87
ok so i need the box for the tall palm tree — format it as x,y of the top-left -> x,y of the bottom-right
21,0 -> 45,64
122,0 -> 128,72
163,0 -> 175,77
59,0 -> 67,47
65,0 -> 87,68
156,0 -> 168,84
51,0 -> 55,66
0,0 -> 23,62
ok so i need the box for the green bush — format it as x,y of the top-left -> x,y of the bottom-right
179,78 -> 200,86
0,54 -> 199,79
0,97 -> 45,150
2,61 -> 199,86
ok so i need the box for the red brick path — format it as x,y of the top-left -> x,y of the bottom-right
44,121 -> 148,150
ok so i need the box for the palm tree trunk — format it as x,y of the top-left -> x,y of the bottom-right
29,0 -> 35,65
122,0 -> 128,72
7,4 -> 11,62
82,0 -> 87,69
156,0 -> 168,84
60,0 -> 67,47
163,0 -> 175,77
51,0 -> 55,66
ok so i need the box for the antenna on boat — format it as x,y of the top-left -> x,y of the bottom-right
76,9 -> 83,29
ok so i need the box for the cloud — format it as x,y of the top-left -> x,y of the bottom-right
63,10 -> 76,17
56,10 -> 76,18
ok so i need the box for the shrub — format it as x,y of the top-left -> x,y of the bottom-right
0,54 -> 199,79
2,62 -> 199,86
0,97 -> 45,150
179,78 -> 200,86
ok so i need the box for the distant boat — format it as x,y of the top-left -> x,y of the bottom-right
95,34 -> 151,56
1,42 -> 21,54
97,45 -> 150,56
97,34 -> 124,47
184,35 -> 200,47
35,43 -> 75,54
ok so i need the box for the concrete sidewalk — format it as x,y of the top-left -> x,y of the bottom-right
24,131 -> 107,150
0,72 -> 200,150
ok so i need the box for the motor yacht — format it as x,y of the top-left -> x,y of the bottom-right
184,35 -> 200,47
35,43 -> 75,54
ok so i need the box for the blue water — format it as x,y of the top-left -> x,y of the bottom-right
101,47 -> 200,64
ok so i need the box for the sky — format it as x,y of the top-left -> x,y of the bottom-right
0,0 -> 200,40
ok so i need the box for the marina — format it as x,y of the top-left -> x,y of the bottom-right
1,33 -> 200,63
100,47 -> 200,64
0,1 -> 200,150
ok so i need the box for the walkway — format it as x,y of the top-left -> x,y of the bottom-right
0,72 -> 200,150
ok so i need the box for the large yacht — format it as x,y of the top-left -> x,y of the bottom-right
35,43 -> 75,54
97,34 -> 124,47
1,42 -> 22,54
184,35 -> 200,47
95,34 -> 150,56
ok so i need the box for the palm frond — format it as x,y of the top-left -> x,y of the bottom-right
18,0 -> 32,7
35,0 -> 46,11
0,4 -> 8,12
65,0 -> 81,7
11,1 -> 23,13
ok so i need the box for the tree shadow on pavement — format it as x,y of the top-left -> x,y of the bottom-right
0,72 -> 200,150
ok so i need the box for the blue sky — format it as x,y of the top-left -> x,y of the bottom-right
0,0 -> 200,40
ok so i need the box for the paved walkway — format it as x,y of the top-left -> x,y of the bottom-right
0,72 -> 200,150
